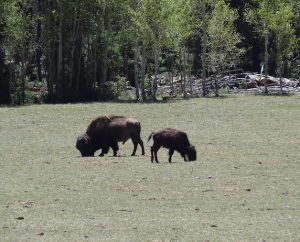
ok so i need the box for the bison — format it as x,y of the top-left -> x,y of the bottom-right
148,128 -> 196,163
76,115 -> 145,157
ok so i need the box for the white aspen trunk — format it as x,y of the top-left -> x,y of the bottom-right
133,45 -> 140,101
279,62 -> 284,94
101,40 -> 109,90
46,2 -> 54,100
20,51 -> 26,104
100,5 -> 111,98
179,48 -> 184,94
152,44 -> 159,101
182,49 -> 187,98
68,9 -> 79,92
140,41 -> 146,102
201,22 -> 208,96
93,37 -> 98,89
264,23 -> 269,94
93,55 -> 97,89
36,0 -> 42,83
169,67 -> 174,95
9,55 -> 14,104
47,45 -> 54,99
214,73 -> 219,97
75,40 -> 82,95
57,1 -> 64,101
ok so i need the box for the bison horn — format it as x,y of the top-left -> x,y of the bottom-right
185,154 -> 189,162
83,136 -> 89,144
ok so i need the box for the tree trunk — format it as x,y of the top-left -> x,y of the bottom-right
201,23 -> 208,96
36,0 -> 43,83
101,40 -> 109,95
100,6 -> 111,98
45,0 -> 54,101
170,68 -> 174,95
9,57 -> 14,104
279,62 -> 284,94
75,38 -> 82,96
56,1 -> 64,101
182,49 -> 187,98
20,51 -> 26,104
189,76 -> 193,96
178,48 -> 184,94
133,45 -> 140,101
47,45 -> 54,100
264,23 -> 269,94
140,41 -> 146,102
152,44 -> 159,101
93,56 -> 97,90
68,9 -> 80,95
214,73 -> 219,97
85,36 -> 94,95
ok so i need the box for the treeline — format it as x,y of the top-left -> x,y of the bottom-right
0,0 -> 299,104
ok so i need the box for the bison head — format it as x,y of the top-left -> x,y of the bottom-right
76,134 -> 95,157
184,146 -> 197,161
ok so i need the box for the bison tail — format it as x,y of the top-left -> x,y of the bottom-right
147,132 -> 154,142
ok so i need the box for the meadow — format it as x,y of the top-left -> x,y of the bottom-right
0,94 -> 299,241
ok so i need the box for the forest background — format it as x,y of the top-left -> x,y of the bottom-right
0,0 -> 299,104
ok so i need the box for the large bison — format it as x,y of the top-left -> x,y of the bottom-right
76,115 -> 145,157
148,128 -> 196,163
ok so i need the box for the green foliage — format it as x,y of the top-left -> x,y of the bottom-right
246,0 -> 298,79
99,76 -> 131,101
129,0 -> 169,47
207,0 -> 245,72
0,0 -> 299,104
289,60 -> 300,78
165,0 -> 193,49
269,2 -> 298,67
2,1 -> 29,53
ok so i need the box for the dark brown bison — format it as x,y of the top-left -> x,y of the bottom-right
148,128 -> 196,163
76,115 -> 145,157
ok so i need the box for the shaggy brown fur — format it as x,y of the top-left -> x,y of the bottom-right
76,115 -> 145,157
148,128 -> 196,163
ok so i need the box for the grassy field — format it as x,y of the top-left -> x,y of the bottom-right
0,94 -> 299,242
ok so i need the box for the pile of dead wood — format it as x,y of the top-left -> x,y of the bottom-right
156,71 -> 300,97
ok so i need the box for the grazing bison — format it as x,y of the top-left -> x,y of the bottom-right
76,115 -> 145,157
148,128 -> 196,163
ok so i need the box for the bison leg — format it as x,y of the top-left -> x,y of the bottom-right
131,135 -> 145,156
168,149 -> 174,163
110,142 -> 119,156
151,145 -> 160,163
150,146 -> 154,163
131,136 -> 138,156
138,138 -> 145,155
99,145 -> 110,156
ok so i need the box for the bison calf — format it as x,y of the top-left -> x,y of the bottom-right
148,128 -> 196,163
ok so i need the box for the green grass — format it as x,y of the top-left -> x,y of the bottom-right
0,94 -> 300,242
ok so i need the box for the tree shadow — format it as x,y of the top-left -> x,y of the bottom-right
254,92 -> 297,97
202,95 -> 231,99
